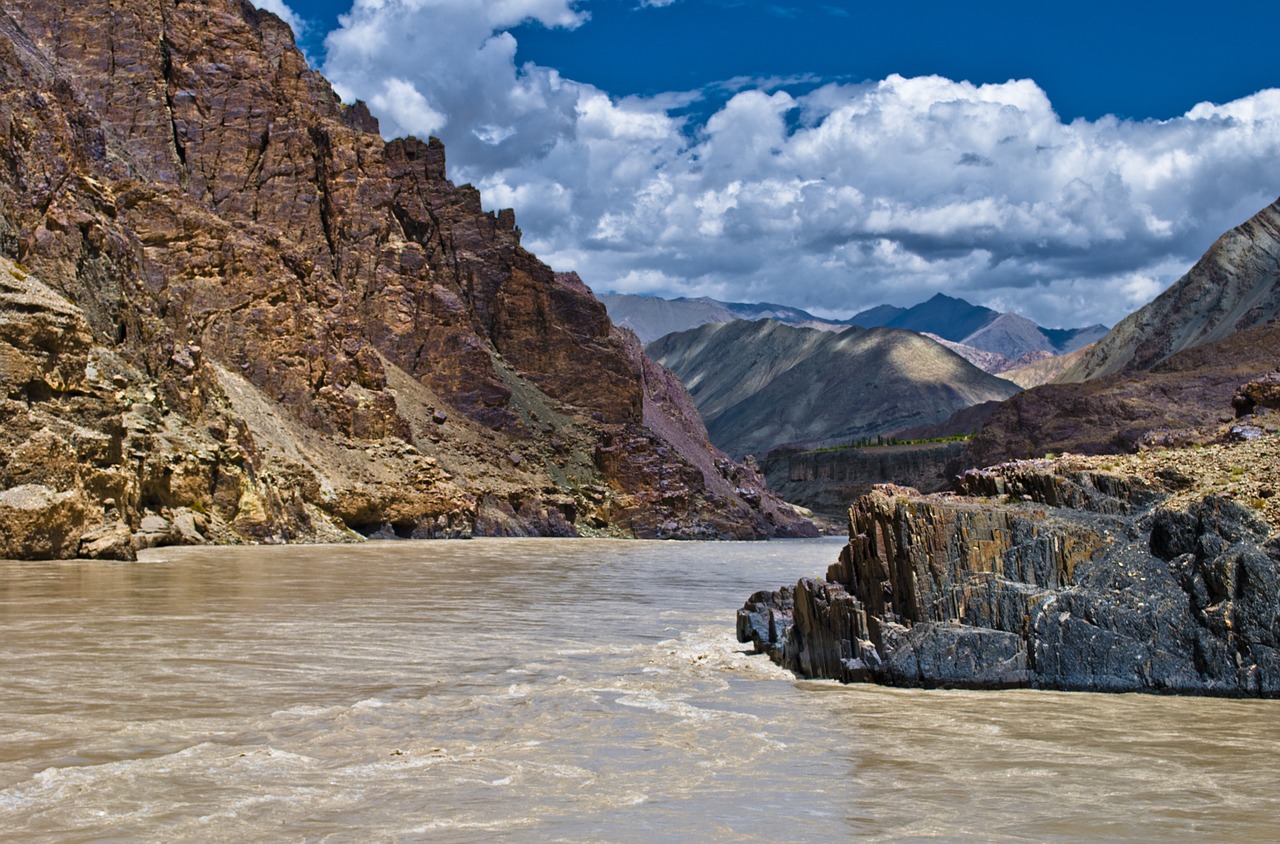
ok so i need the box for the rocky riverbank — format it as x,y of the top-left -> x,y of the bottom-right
739,416 -> 1280,696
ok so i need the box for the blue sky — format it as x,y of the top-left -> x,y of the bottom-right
269,0 -> 1280,327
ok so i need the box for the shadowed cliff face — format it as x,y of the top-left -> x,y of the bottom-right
740,437 -> 1280,696
0,0 -> 811,558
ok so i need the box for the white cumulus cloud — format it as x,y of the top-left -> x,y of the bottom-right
321,2 -> 1280,328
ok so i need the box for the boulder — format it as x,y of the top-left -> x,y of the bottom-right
0,485 -> 88,560
78,521 -> 137,561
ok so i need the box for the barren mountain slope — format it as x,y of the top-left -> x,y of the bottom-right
1062,198 -> 1280,382
649,320 -> 1020,458
964,322 -> 1280,468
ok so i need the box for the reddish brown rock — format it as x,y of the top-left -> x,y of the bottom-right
0,0 -> 809,556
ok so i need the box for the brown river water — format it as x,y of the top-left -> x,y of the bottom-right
0,537 -> 1277,842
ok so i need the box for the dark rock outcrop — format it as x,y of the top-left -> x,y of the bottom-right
760,441 -> 966,517
0,0 -> 810,558
740,442 -> 1280,696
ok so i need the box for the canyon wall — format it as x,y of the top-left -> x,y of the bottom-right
759,442 -> 965,517
0,1 -> 810,559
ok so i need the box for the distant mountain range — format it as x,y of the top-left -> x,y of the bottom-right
596,294 -> 841,343
600,291 -> 1107,367
647,321 -> 1021,458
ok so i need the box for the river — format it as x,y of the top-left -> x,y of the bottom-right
0,537 -> 1276,842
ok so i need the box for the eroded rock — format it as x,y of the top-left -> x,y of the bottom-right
741,441 -> 1280,696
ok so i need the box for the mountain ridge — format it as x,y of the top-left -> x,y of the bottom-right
1061,198 -> 1280,382
648,319 -> 1021,458
603,291 -> 1106,367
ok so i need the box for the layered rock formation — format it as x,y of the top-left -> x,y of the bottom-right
740,431 -> 1280,696
648,320 -> 1021,458
0,0 -> 811,559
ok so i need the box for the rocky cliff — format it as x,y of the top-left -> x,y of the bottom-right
759,441 -> 966,517
740,413 -> 1280,695
0,0 -> 811,560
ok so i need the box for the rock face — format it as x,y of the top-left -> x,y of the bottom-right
0,0 -> 810,559
740,436 -> 1280,696
648,320 -> 1021,458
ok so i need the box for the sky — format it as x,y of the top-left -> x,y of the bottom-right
261,0 -> 1280,327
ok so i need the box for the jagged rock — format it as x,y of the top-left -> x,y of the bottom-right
1234,372 -> 1280,418
740,440 -> 1280,696
0,484 -> 88,560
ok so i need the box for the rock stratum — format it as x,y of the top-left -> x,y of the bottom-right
740,427 -> 1280,696
0,0 -> 812,560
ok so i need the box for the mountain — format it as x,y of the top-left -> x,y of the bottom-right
606,290 -> 1108,367
850,293 -> 1107,362
863,293 -> 1002,341
647,320 -> 1021,458
0,0 -> 812,559
597,293 -> 845,343
846,303 -> 906,326
964,322 -> 1280,468
920,333 -> 1017,373
959,196 -> 1280,468
959,312 -> 1053,358
1061,198 -> 1280,382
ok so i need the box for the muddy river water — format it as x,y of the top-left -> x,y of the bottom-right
1,537 -> 1277,841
